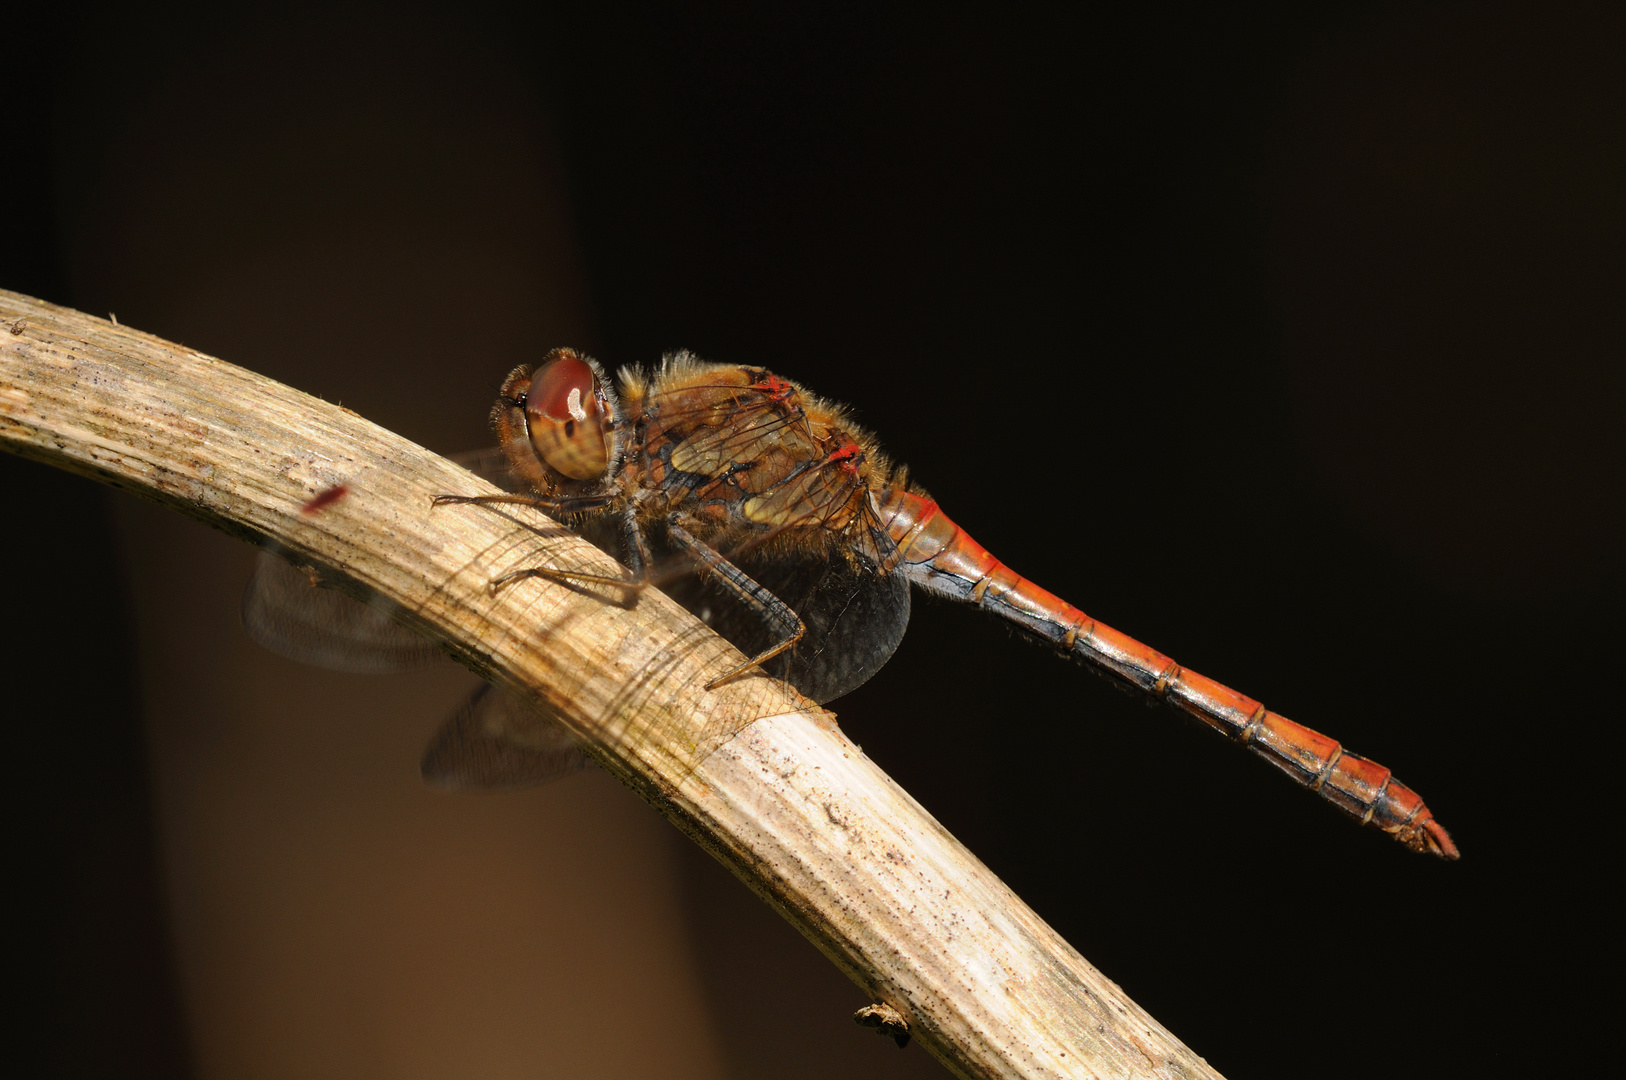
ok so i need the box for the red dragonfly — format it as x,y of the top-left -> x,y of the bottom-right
246,348 -> 1457,858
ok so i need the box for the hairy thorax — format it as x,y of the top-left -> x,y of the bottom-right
618,359 -> 896,563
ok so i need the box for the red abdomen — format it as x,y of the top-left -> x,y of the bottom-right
875,487 -> 1457,858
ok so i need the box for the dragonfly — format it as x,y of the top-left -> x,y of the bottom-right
246,347 -> 1457,858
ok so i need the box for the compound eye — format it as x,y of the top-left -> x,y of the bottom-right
525,350 -> 611,480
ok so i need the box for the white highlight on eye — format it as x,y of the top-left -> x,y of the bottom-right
566,387 -> 588,422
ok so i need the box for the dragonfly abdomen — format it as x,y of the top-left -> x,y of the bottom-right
875,487 -> 1458,859
1155,662 -> 1458,857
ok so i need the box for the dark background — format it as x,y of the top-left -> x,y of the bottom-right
6,3 -> 1620,1078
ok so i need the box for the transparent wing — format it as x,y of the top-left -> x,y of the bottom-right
657,547 -> 911,704
244,549 -> 589,792
420,683 -> 591,790
242,447 -> 593,790
241,550 -> 446,673
446,446 -> 522,491
241,448 -> 514,673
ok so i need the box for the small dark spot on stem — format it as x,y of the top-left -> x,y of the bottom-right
301,484 -> 349,514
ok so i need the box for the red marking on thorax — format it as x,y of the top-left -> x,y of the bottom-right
752,374 -> 796,402
825,443 -> 864,474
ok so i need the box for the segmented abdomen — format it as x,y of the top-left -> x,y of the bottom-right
875,487 -> 1458,859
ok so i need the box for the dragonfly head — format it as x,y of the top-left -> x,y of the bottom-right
494,349 -> 623,489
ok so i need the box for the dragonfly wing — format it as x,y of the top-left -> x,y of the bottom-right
420,683 -> 591,790
661,550 -> 912,704
242,549 -> 446,673
242,450 -> 510,674
774,557 -> 910,703
446,446 -> 524,492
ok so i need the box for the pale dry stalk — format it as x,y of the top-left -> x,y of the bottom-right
0,289 -> 1223,1080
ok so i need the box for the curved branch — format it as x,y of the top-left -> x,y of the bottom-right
0,289 -> 1223,1080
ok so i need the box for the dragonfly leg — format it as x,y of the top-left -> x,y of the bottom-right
665,516 -> 806,691
620,503 -> 652,578
431,492 -> 617,514
486,565 -> 646,605
498,504 -> 656,605
433,491 -> 640,604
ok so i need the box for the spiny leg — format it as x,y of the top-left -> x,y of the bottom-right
620,503 -> 652,578
666,516 -> 806,691
430,492 -> 618,514
432,491 -> 641,603
485,565 -> 647,605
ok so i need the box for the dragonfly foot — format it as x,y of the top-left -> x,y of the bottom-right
703,664 -> 756,692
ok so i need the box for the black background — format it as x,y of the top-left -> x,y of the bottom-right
6,3 -> 1620,1078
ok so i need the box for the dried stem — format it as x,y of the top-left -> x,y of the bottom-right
0,289 -> 1223,1080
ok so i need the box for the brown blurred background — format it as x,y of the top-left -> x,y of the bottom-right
5,3 -> 1620,1079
